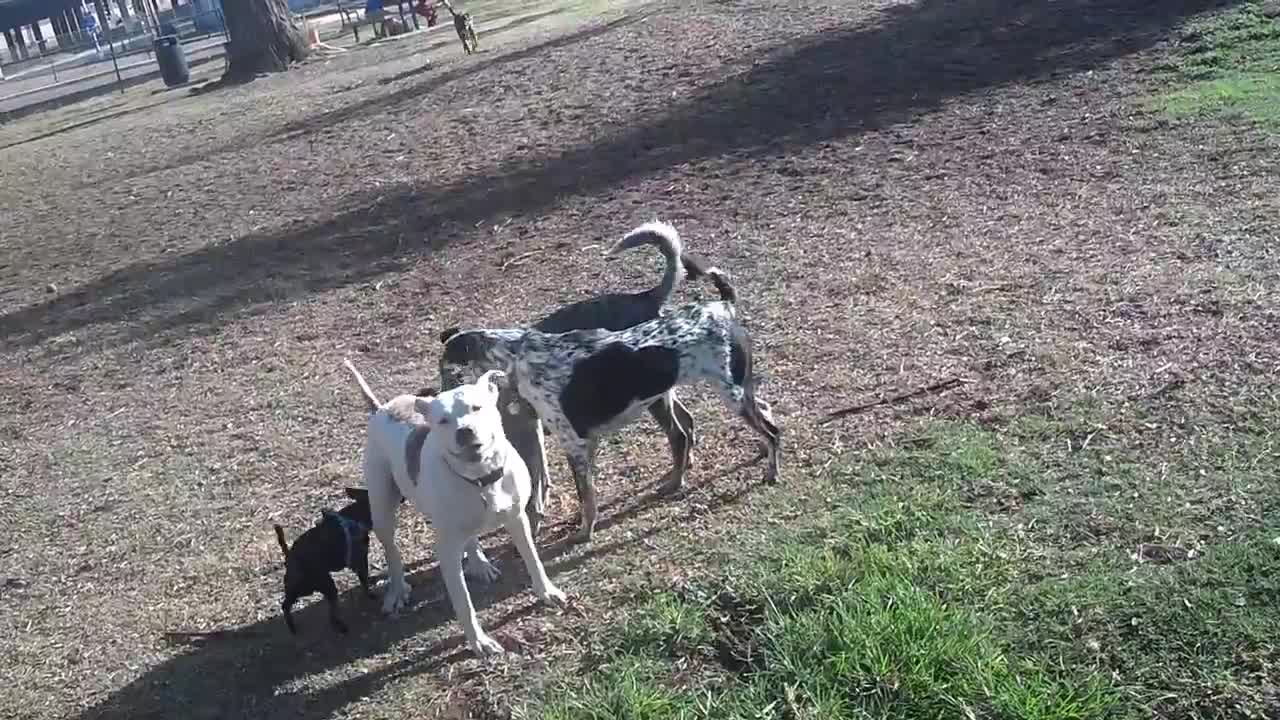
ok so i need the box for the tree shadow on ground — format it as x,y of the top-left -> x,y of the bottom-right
0,188 -> 439,355
0,101 -> 164,152
0,0 -> 1239,355
279,7 -> 638,142
404,0 -> 1238,228
75,477 -> 758,719
101,7 -> 642,185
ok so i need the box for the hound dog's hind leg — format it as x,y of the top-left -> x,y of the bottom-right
670,393 -> 696,449
717,322 -> 781,483
741,389 -> 781,484
715,382 -> 781,485
566,440 -> 600,544
648,390 -> 692,494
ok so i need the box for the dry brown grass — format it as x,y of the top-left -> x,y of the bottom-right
1,0 -> 1276,717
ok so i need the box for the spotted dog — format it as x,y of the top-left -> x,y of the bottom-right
439,222 -> 722,534
439,269 -> 781,544
441,0 -> 478,54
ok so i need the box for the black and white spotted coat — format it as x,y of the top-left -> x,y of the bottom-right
441,300 -> 753,449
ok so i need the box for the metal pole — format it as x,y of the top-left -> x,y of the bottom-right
108,35 -> 123,93
50,57 -> 57,82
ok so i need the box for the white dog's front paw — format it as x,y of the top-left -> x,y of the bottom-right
538,582 -> 567,608
465,557 -> 502,584
381,578 -> 412,615
469,632 -> 505,657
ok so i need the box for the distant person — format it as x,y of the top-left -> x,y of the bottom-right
80,7 -> 103,57
414,0 -> 438,27
365,0 -> 386,37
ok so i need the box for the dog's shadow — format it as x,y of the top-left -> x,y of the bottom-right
78,471 -> 759,719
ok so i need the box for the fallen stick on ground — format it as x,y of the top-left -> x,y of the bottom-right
501,249 -> 543,271
309,41 -> 348,54
818,376 -> 971,425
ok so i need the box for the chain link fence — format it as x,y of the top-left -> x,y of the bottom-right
1,6 -> 228,86
0,1 -> 422,119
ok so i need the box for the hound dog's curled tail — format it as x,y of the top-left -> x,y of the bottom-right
700,265 -> 736,304
609,221 -> 737,304
343,358 -> 381,414
273,524 -> 290,559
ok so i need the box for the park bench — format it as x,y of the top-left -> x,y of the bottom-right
335,1 -> 386,42
342,0 -> 419,42
335,1 -> 362,28
348,13 -> 387,42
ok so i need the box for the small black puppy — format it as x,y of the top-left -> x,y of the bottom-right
273,487 -> 375,634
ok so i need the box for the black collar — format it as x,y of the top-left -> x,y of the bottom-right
445,447 -> 507,490
460,466 -> 504,489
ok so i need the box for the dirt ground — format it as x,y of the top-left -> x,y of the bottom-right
0,0 -> 1276,717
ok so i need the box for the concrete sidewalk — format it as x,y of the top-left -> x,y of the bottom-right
0,11 -> 353,122
0,37 -> 227,99
0,39 -> 229,120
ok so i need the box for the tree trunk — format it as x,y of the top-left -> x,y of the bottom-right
221,0 -> 309,83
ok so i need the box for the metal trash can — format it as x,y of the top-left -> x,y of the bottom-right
154,35 -> 190,87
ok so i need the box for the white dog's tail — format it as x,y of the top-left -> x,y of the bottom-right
343,358 -> 382,414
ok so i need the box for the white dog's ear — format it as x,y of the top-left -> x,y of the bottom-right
477,369 -> 507,397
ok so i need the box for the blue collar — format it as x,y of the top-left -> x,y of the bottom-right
322,510 -> 369,568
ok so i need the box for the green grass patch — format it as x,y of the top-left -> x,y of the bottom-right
538,416 -> 1280,720
1149,2 -> 1280,127
1013,536 -> 1280,719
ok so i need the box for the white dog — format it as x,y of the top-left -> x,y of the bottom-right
343,358 -> 566,656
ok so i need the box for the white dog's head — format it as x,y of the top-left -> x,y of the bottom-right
426,370 -> 509,472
